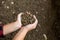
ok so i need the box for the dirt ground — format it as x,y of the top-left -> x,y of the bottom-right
0,0 -> 58,40
52,0 -> 60,40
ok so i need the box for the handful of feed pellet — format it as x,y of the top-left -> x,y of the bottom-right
21,12 -> 35,26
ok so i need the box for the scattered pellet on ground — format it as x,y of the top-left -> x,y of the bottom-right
2,1 -> 5,4
41,8 -> 44,11
36,11 -> 38,14
12,11 -> 15,14
6,6 -> 9,9
43,34 -> 47,40
11,2 -> 14,4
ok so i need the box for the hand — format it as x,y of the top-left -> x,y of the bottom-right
16,12 -> 24,28
24,15 -> 38,31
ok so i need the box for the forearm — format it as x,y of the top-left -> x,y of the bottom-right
3,21 -> 21,35
13,27 -> 28,40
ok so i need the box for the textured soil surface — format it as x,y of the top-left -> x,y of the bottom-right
0,0 -> 58,40
52,0 -> 60,40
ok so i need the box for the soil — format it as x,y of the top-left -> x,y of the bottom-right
52,0 -> 60,40
0,0 -> 58,40
21,12 -> 35,26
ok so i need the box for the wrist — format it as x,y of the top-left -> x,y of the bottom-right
15,21 -> 22,28
22,27 -> 29,32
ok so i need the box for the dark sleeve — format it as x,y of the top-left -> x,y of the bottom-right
0,24 -> 4,37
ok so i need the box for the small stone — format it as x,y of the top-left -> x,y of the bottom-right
6,6 -> 9,9
29,35 -> 31,37
11,2 -> 14,4
27,12 -> 30,14
36,11 -> 38,14
2,1 -> 5,4
43,34 -> 47,40
41,8 -> 44,10
38,24 -> 41,27
30,14 -> 33,17
35,29 -> 38,32
12,11 -> 15,14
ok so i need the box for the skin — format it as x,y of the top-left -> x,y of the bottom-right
13,13 -> 38,40
3,13 -> 23,35
3,12 -> 38,40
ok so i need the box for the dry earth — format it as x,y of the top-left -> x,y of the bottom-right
0,0 -> 58,40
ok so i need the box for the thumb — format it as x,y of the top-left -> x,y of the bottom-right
32,15 -> 38,28
17,12 -> 24,23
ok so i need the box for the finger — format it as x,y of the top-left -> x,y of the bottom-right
18,12 -> 24,17
33,15 -> 37,20
17,12 -> 24,23
32,15 -> 38,26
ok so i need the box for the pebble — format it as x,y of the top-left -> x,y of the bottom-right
30,14 -> 33,17
43,34 -> 47,40
38,24 -> 41,27
27,12 -> 30,14
11,2 -> 14,4
41,8 -> 44,10
6,6 -> 9,9
35,29 -> 38,32
29,35 -> 31,37
2,1 -> 5,4
12,11 -> 15,14
36,11 -> 38,14
43,16 -> 46,19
